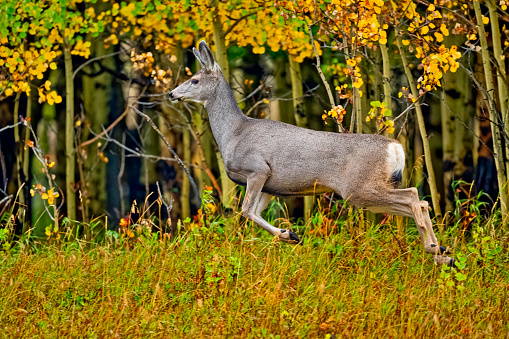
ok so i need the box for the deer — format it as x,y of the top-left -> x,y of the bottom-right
169,41 -> 454,267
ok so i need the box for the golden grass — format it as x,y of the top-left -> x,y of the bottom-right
0,217 -> 508,338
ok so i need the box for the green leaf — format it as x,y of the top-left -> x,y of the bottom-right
455,272 -> 467,281
370,101 -> 381,107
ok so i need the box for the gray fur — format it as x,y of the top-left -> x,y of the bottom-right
169,41 -> 453,266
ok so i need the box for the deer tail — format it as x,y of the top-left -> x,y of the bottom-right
387,143 -> 405,188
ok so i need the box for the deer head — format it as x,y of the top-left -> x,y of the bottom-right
169,41 -> 221,105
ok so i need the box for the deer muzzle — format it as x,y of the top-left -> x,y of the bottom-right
168,91 -> 182,102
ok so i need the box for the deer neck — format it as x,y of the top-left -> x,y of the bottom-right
204,75 -> 248,153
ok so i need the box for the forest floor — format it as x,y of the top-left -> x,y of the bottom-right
1,212 -> 508,338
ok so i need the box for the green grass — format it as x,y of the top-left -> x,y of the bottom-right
1,212 -> 508,338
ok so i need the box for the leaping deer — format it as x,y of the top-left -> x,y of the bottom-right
169,41 -> 454,266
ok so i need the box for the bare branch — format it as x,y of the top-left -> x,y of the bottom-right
72,50 -> 124,79
0,121 -> 23,134
156,181 -> 172,226
80,85 -> 149,148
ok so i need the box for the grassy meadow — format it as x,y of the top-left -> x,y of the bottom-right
1,198 -> 508,338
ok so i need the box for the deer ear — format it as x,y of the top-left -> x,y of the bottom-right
198,41 -> 219,72
192,47 -> 206,68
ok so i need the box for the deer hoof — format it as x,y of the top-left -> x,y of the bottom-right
440,246 -> 451,255
279,229 -> 301,244
448,258 -> 456,267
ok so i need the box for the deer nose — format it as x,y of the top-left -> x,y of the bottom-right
168,92 -> 174,99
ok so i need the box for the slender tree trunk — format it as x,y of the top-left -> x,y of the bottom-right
64,40 -> 76,229
288,58 -> 308,127
441,89 -> 455,213
474,0 -> 508,216
360,69 -> 369,133
396,36 -> 442,220
289,57 -> 314,220
371,52 -> 382,133
181,127 -> 191,220
373,48 -> 382,103
81,35 -> 111,222
379,43 -> 392,116
341,35 -> 362,133
192,108 -> 215,191
487,0 -> 509,184
354,89 -> 362,133
13,93 -> 27,232
158,106 -> 181,223
441,33 -> 469,215
457,67 -> 474,169
274,56 -> 295,125
22,96 -> 31,234
212,3 -> 237,209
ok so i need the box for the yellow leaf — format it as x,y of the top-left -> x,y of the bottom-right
253,46 -> 265,54
4,88 -> 13,96
428,4 -> 435,11
420,26 -> 429,35
482,16 -> 489,25
48,161 -> 55,168
206,202 -> 216,213
434,32 -> 444,42
402,40 -> 410,46
440,24 -> 449,36
42,193 -> 48,200
49,62 -> 57,70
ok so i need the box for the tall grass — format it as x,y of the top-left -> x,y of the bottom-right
1,203 -> 508,338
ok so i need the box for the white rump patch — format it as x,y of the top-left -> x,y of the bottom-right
386,143 -> 405,174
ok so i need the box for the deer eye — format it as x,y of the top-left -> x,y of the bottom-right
191,79 -> 199,85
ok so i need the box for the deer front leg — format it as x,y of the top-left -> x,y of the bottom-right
242,172 -> 300,244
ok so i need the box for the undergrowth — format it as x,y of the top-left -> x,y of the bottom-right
1,198 -> 509,338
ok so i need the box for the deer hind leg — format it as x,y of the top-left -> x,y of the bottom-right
254,192 -> 271,216
242,171 -> 300,244
351,187 -> 453,266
